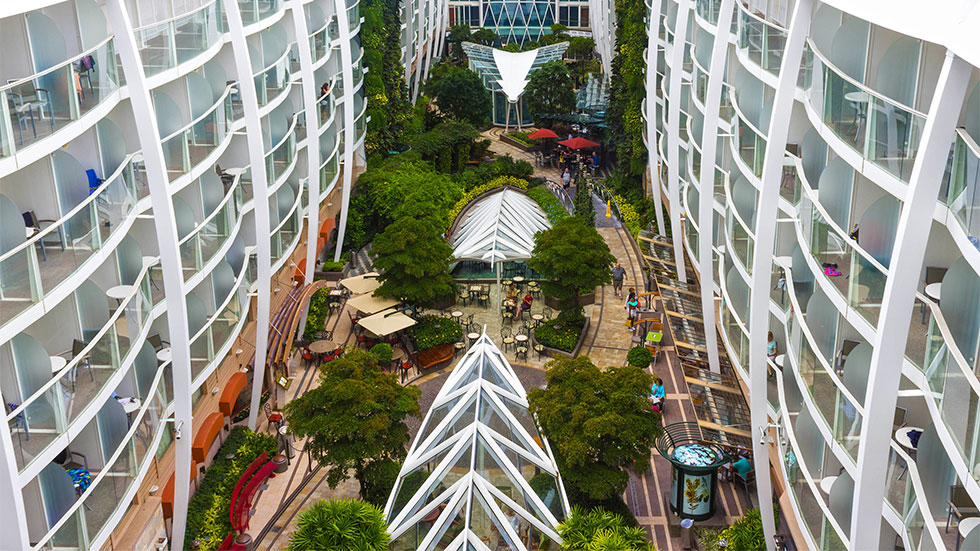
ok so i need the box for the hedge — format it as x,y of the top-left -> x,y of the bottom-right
527,186 -> 569,224
534,312 -> 585,352
303,287 -> 332,341
184,427 -> 278,550
448,175 -> 530,225
406,315 -> 463,351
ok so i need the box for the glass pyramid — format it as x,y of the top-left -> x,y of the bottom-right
385,334 -> 570,551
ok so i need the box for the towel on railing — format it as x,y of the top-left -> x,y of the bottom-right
67,468 -> 92,492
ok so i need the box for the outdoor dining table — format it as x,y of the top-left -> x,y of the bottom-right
531,313 -> 544,325
451,311 -> 464,321
469,284 -> 482,292
515,334 -> 529,344
309,340 -> 336,354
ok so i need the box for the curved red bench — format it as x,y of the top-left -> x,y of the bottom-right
219,372 -> 248,417
191,411 -> 225,463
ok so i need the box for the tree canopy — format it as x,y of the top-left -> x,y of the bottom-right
557,507 -> 655,551
287,499 -> 391,551
528,356 -> 660,500
283,349 -> 421,503
433,66 -> 492,127
525,60 -> 577,123
372,215 -> 457,307
528,216 -> 614,311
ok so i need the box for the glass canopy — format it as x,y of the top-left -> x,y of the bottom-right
450,187 -> 551,264
384,334 -> 570,551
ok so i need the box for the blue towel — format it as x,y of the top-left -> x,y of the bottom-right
908,429 -> 922,448
67,468 -> 92,492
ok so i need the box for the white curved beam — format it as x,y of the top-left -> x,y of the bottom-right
665,0 -> 691,282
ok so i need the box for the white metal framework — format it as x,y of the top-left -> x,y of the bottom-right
384,334 -> 569,551
451,187 -> 551,263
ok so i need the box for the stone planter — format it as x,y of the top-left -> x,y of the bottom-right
536,316 -> 590,359
315,262 -> 350,282
500,134 -> 539,152
544,289 -> 596,310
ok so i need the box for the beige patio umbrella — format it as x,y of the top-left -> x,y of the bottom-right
346,293 -> 399,315
357,308 -> 417,337
339,271 -> 380,295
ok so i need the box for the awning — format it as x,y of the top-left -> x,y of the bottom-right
346,293 -> 399,315
219,372 -> 248,416
357,308 -> 417,337
192,411 -> 225,463
339,272 -> 380,295
451,188 -> 550,264
319,217 -> 336,239
162,460 -> 198,518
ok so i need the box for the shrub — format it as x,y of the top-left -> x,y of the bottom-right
406,315 -> 463,350
287,499 -> 390,551
556,507 -> 653,551
369,343 -> 393,365
230,391 -> 270,423
527,186 -> 569,224
614,194 -> 643,237
321,251 -> 351,272
303,287 -> 332,341
184,427 -> 278,550
448,175 -> 529,224
626,346 -> 653,368
716,506 -> 778,551
505,131 -> 540,146
534,311 -> 585,352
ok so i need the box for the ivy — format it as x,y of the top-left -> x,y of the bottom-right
605,0 -> 648,193
361,0 -> 414,156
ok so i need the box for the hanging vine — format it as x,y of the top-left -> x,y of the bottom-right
604,0 -> 648,193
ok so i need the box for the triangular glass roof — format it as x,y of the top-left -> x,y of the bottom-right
450,187 -> 551,264
385,335 -> 570,550
460,41 -> 570,98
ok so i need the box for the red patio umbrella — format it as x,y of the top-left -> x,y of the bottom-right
528,128 -> 560,140
558,136 -> 600,150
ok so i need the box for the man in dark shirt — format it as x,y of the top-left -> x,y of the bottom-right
611,262 -> 626,299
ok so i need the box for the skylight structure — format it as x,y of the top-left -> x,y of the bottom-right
450,187 -> 551,264
384,334 -> 569,551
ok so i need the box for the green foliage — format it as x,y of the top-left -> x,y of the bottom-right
528,217 -> 614,312
717,508 -> 769,550
528,356 -> 660,500
604,0 -> 648,189
321,251 -> 351,273
359,458 -> 402,506
360,0 -> 413,157
525,60 -> 577,122
407,315 -> 463,350
694,527 -> 727,551
304,287 -> 333,341
184,427 -> 278,550
453,154 -> 534,191
614,194 -> 643,237
556,507 -> 656,551
371,215 -> 457,308
369,342 -> 393,364
448,175 -> 530,224
626,346 -> 653,368
505,131 -> 540,147
432,66 -> 492,127
283,349 -> 421,500
287,499 -> 390,551
412,120 -> 482,175
472,28 -> 499,46
527,186 -> 570,223
573,181 -> 596,223
566,37 -> 596,60
502,42 -> 522,52
230,391 -> 270,423
534,312 -> 584,352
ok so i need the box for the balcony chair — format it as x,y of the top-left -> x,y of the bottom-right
835,338 -> 861,377
75,56 -> 96,99
22,210 -> 62,261
69,339 -> 96,391
732,456 -> 755,506
148,334 -> 169,352
947,484 -> 980,537
8,90 -> 50,144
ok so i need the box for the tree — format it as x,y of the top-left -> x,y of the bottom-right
433,66 -> 492,127
372,215 -> 457,307
287,499 -> 391,551
557,507 -> 655,551
525,60 -> 577,123
528,356 -> 660,500
283,350 -> 421,502
566,37 -> 596,60
528,216 -> 613,311
472,28 -> 499,46
447,24 -> 473,62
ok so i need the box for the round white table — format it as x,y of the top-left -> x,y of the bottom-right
451,311 -> 464,320
819,476 -> 838,494
116,396 -> 141,414
50,356 -> 67,374
513,276 -> 525,285
925,282 -> 941,302
25,227 -> 35,238
895,426 -> 923,450
531,313 -> 544,323
774,354 -> 785,368
844,91 -> 871,104
329,288 -> 345,297
515,334 -> 529,344
156,348 -> 172,362
467,332 -> 480,341
106,284 -> 135,302
224,166 -> 247,177
959,518 -> 980,548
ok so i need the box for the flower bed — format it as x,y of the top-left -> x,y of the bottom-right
534,312 -> 587,353
448,176 -> 529,224
505,131 -> 540,147
406,315 -> 463,351
527,186 -> 569,223
184,427 -> 278,550
614,194 -> 642,237
303,287 -> 332,341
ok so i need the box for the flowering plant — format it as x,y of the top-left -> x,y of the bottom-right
406,315 -> 463,351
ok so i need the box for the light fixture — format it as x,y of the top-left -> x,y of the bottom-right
235,348 -> 243,356
148,485 -> 159,495
211,387 -> 219,395
175,420 -> 184,440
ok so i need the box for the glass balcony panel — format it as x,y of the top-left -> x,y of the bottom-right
239,0 -> 280,25
11,384 -> 67,471
189,326 -> 212,381
771,265 -> 789,311
174,4 -> 220,64
320,150 -> 339,194
884,447 -> 911,516
730,213 -> 754,274
84,441 -> 136,540
780,160 -> 802,205
805,203 -> 849,300
736,117 -> 765,178
946,133 -> 980,237
867,96 -> 923,182
136,23 -> 176,75
74,41 -> 120,120
0,246 -> 39,324
39,508 -> 86,549
821,66 -> 866,154
797,338 -> 840,433
739,10 -> 763,67
311,26 -> 329,62
161,131 -> 189,180
179,235 -> 201,273
833,390 -> 861,460
348,3 -> 360,30
764,25 -> 785,74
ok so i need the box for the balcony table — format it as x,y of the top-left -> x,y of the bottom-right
50,356 -> 67,374
958,517 -> 980,551
156,348 -> 172,362
106,284 -> 135,303
925,282 -> 941,302
819,475 -> 838,494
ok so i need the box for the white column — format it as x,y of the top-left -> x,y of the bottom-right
223,1 -> 274,431
404,0 -> 415,85
411,0 -> 427,102
695,0 -> 735,374
422,0 -> 437,82
104,1 -> 195,546
289,0 -> 323,284
747,1 -> 812,548
0,426 -> 27,548
664,0 -> 690,282
645,0 -> 665,235
333,0 -> 359,261
849,51 -> 972,551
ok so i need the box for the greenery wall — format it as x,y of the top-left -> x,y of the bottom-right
361,0 -> 417,156
605,0 -> 648,188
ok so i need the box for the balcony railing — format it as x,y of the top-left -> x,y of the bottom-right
253,49 -> 292,107
265,114 -> 300,184
178,174 -> 245,276
190,255 -> 251,383
133,0 -> 222,76
806,38 -> 926,183
736,2 -> 786,76
320,146 -> 340,195
160,82 -> 241,181
0,37 -> 119,157
310,21 -> 331,63
239,0 -> 282,26
943,129 -> 980,241
347,2 -> 361,31
270,188 -> 303,264
0,155 -> 141,330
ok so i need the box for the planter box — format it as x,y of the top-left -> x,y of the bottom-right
538,317 -> 590,359
544,289 -> 596,310
315,262 -> 350,282
500,134 -> 540,152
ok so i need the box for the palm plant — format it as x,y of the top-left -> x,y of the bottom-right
287,499 -> 391,551
556,507 -> 655,551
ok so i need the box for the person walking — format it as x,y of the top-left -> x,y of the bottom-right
611,262 -> 626,298
625,288 -> 639,332
561,168 -> 571,190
